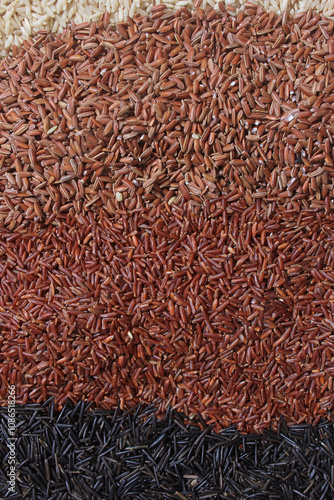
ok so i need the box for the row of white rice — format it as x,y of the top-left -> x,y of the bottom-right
0,0 -> 333,57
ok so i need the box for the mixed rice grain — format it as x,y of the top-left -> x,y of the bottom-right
0,6 -> 334,433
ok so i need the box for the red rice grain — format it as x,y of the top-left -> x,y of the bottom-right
0,198 -> 334,432
0,7 -> 334,223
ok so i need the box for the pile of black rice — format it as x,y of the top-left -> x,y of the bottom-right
1,400 -> 334,499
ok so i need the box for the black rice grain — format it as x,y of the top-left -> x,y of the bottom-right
1,401 -> 334,499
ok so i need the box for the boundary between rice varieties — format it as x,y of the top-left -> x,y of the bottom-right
0,4 -> 333,500
2,0 -> 334,58
1,4 -> 334,434
1,400 -> 334,499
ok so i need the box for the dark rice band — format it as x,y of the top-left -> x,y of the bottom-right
1,400 -> 334,500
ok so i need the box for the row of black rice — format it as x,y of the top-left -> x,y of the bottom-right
1,400 -> 333,499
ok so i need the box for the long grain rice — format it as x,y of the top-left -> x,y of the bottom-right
1,6 -> 334,433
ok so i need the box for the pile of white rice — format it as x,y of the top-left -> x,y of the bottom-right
0,0 -> 333,57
